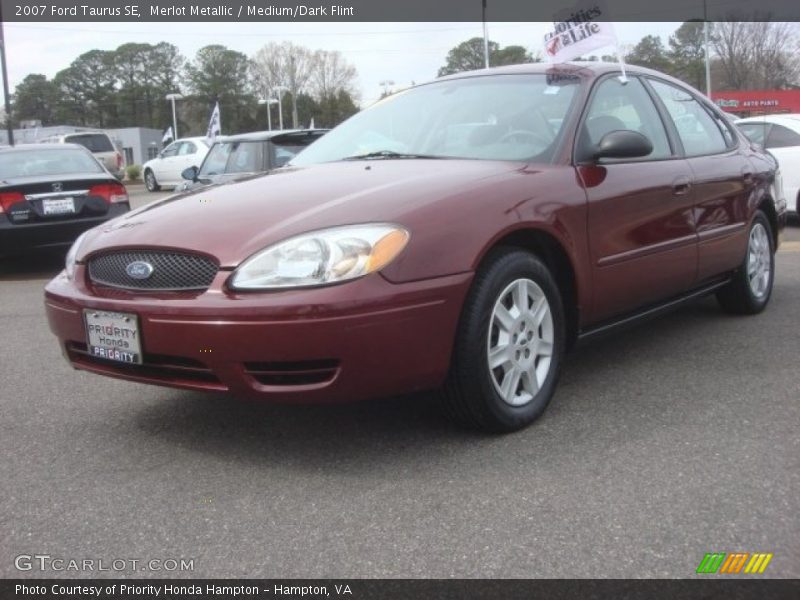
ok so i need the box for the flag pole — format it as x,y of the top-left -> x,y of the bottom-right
616,45 -> 628,83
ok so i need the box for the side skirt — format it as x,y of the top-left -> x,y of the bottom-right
576,278 -> 731,346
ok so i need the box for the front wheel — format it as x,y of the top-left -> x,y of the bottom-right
144,169 -> 160,192
442,249 -> 566,433
716,210 -> 775,314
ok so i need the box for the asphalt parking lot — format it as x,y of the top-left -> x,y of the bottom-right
1,187 -> 798,578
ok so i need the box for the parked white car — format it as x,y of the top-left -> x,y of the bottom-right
736,114 -> 800,215
142,137 -> 211,192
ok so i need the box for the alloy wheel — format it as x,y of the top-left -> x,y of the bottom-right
487,278 -> 554,407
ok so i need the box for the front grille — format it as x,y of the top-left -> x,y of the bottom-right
88,250 -> 219,291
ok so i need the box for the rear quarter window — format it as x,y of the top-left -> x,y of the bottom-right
766,124 -> 800,149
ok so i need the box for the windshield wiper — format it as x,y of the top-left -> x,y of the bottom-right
342,150 -> 446,161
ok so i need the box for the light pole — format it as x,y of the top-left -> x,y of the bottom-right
0,5 -> 14,146
379,80 -> 395,97
273,86 -> 289,130
703,0 -> 712,98
165,93 -> 183,140
258,96 -> 280,130
482,0 -> 490,69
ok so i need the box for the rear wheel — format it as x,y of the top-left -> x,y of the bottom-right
716,210 -> 775,314
144,169 -> 160,192
442,249 -> 565,433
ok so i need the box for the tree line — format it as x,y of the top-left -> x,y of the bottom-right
10,41 -> 360,135
10,21 -> 800,137
623,21 -> 800,91
438,22 -> 800,93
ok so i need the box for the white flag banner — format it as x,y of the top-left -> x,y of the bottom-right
206,102 -> 221,140
544,20 -> 618,64
162,126 -> 173,143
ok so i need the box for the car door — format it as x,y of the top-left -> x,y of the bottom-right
576,75 -> 698,323
763,122 -> 800,212
153,141 -> 181,182
177,141 -> 201,180
647,78 -> 753,282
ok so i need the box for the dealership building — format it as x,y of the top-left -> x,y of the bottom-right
0,123 -> 165,166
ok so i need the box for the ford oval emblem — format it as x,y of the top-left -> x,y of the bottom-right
126,260 -> 154,280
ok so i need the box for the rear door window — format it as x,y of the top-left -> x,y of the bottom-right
648,79 -> 729,156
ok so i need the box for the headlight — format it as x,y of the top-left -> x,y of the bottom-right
230,224 -> 409,290
65,231 -> 89,280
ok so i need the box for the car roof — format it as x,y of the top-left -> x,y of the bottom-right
213,129 -> 328,143
432,61 -> 706,97
62,131 -> 111,136
0,142 -> 91,153
172,136 -> 212,143
436,61 -> 683,80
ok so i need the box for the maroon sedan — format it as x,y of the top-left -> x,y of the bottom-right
45,63 -> 785,432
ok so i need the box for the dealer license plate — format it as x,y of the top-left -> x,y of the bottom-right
42,197 -> 75,215
84,310 -> 142,364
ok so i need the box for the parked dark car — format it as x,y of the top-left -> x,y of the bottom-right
1,144 -> 129,257
177,129 -> 328,192
45,63 -> 784,432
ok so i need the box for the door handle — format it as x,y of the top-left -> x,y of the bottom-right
672,176 -> 692,196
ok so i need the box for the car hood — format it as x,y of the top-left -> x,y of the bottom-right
78,159 -> 524,267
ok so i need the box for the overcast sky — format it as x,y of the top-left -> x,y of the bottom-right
1,21 -> 679,109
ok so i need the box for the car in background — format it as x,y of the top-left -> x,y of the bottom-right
736,114 -> 800,215
0,144 -> 129,256
177,129 -> 328,192
142,137 -> 210,192
40,131 -> 126,180
45,63 -> 783,433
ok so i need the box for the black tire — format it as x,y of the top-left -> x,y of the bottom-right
442,248 -> 566,433
144,169 -> 160,192
716,210 -> 775,315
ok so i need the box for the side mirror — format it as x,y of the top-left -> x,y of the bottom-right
594,130 -> 653,160
181,166 -> 199,181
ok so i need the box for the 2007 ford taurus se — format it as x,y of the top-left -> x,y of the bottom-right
45,63 -> 786,432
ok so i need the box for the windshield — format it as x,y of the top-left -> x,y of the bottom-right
291,73 -> 580,166
736,122 -> 767,146
0,148 -> 104,179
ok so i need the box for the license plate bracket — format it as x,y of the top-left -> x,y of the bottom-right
42,197 -> 75,215
84,310 -> 142,364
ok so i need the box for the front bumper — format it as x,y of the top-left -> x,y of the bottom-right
45,267 -> 472,403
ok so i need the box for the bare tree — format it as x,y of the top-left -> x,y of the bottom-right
309,50 -> 358,102
251,41 -> 315,128
251,42 -> 284,100
712,21 -> 800,89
